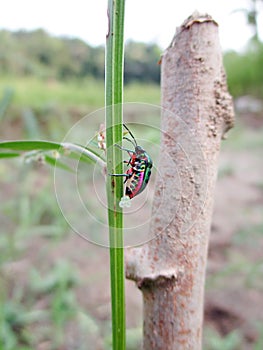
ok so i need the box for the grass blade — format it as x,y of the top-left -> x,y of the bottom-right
0,140 -> 106,167
44,155 -> 74,172
0,140 -> 62,151
0,152 -> 20,158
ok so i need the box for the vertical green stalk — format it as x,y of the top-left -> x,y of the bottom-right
105,0 -> 126,349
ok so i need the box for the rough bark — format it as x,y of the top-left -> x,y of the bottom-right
125,12 -> 235,350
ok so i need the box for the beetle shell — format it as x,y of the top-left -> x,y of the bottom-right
124,148 -> 152,199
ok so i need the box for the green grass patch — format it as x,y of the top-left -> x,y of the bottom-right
125,82 -> 160,104
0,76 -> 160,111
0,76 -> 105,109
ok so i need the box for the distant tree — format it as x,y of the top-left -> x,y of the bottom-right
81,46 -> 105,79
124,41 -> 161,84
233,0 -> 263,42
224,41 -> 263,97
0,29 -> 161,83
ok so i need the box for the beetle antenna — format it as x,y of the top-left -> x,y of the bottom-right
123,124 -> 137,147
123,136 -> 136,148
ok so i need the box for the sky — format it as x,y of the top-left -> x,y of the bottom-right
0,0 -> 262,51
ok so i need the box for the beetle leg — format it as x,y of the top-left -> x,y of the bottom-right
109,172 -> 133,180
124,159 -> 133,167
109,173 -> 128,177
109,172 -> 133,185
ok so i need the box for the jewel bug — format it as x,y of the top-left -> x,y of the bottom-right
110,124 -> 153,203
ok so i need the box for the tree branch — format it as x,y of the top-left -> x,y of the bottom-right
126,12 -> 234,349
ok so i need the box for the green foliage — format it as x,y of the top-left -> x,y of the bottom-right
0,76 -> 105,109
0,152 -> 20,158
0,140 -> 105,174
0,140 -> 62,151
0,29 -> 104,80
224,42 -> 263,98
0,301 -> 47,349
0,29 -> 160,84
0,260 -> 79,349
30,260 -> 78,294
204,328 -> 242,350
3,27 -> 263,99
124,41 -> 161,83
0,87 -> 14,121
0,181 -> 82,348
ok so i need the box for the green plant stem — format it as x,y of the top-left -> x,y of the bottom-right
105,0 -> 126,349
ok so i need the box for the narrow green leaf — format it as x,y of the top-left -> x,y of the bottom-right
0,140 -> 106,167
62,142 -> 106,166
67,151 -> 95,164
0,87 -> 14,121
74,143 -> 105,162
44,155 -> 74,172
0,152 -> 20,158
22,109 -> 41,138
0,140 -> 62,151
83,145 -> 105,160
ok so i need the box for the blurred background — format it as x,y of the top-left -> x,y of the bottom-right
0,0 -> 263,349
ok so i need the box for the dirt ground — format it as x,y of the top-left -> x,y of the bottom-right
206,110 -> 263,348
